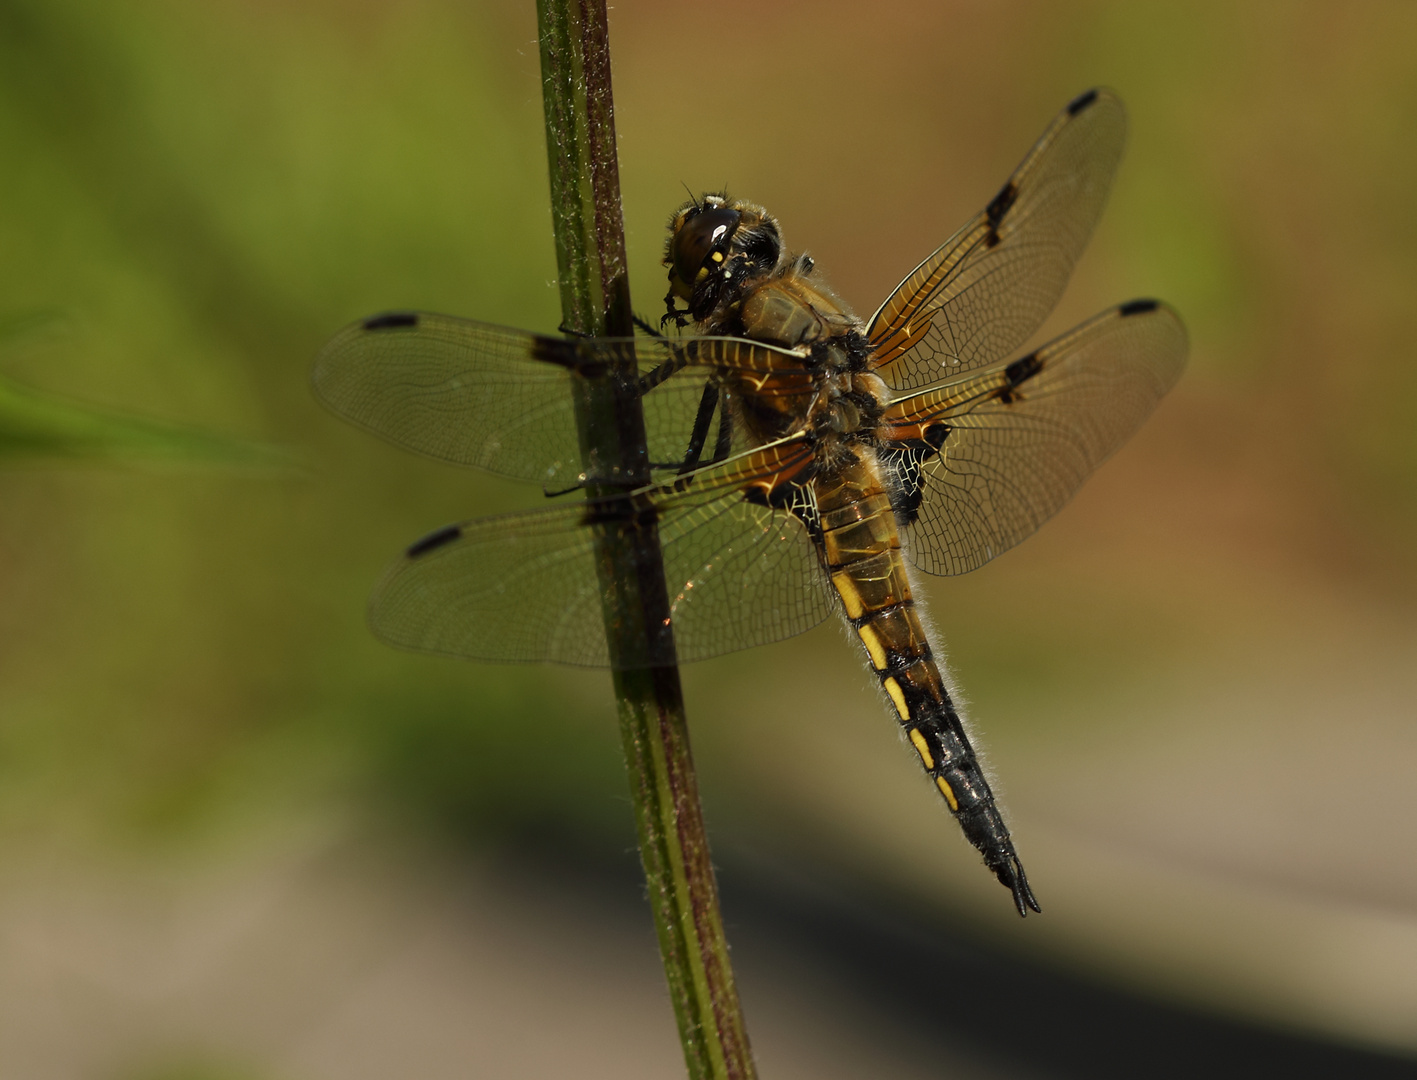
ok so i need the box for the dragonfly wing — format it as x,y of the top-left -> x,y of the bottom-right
369,439 -> 833,668
634,335 -> 814,479
880,300 -> 1187,577
314,312 -> 590,484
314,311 -> 806,486
866,89 -> 1127,392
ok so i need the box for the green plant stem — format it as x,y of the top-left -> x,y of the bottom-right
534,3 -> 756,1078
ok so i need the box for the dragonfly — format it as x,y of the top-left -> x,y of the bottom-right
314,88 -> 1187,917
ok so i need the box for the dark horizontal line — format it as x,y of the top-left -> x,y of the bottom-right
406,524 -> 462,558
362,311 -> 419,331
848,600 -> 912,627
1067,87 -> 1099,115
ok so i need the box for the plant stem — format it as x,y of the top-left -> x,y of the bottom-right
534,3 -> 757,1078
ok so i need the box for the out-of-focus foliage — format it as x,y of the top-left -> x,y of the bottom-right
0,309 -> 280,465
0,0 -> 625,850
0,0 -> 1410,840
1,0 -> 1416,1056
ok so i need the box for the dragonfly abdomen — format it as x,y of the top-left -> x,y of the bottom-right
815,456 -> 1041,916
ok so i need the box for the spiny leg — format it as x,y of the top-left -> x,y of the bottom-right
708,391 -> 733,466
674,382 -> 721,475
633,313 -> 666,338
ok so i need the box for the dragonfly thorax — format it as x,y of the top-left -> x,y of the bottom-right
809,369 -> 889,438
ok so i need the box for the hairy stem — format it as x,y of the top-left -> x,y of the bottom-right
534,3 -> 756,1078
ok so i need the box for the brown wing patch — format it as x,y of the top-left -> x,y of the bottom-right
877,300 -> 1188,576
864,89 -> 1127,393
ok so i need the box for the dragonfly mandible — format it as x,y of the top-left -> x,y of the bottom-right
314,88 -> 1188,916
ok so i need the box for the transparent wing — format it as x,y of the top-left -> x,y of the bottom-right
879,300 -> 1187,577
866,88 -> 1127,392
313,311 -> 810,486
369,439 -> 834,668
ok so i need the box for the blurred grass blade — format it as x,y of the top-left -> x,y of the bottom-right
0,307 -> 74,347
0,304 -> 287,470
0,370 -> 285,467
0,310 -> 285,467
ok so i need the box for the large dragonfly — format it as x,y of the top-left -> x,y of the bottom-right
314,89 -> 1187,916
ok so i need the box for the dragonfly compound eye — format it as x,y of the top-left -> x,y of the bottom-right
667,206 -> 742,300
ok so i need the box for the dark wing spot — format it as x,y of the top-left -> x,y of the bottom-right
1119,298 -> 1160,317
985,180 -> 1019,229
362,312 -> 420,331
983,180 -> 1019,248
530,334 -> 593,373
580,495 -> 660,529
1003,351 -> 1044,388
880,436 -> 945,527
1067,88 -> 1100,116
406,524 -> 462,558
743,476 -> 821,537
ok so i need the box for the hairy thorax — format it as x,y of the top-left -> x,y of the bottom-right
719,270 -> 889,456
661,193 -> 890,459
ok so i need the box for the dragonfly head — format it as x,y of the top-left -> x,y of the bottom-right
663,193 -> 784,328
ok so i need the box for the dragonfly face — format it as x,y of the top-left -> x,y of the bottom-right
314,88 -> 1188,917
664,195 -> 785,328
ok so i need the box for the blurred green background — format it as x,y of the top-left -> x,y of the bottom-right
2,0 -> 1417,1077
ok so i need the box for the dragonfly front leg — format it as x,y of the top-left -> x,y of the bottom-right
671,381 -> 721,475
708,389 -> 733,466
633,313 -> 666,338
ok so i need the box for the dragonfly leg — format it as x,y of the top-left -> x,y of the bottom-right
662,295 -> 694,330
633,313 -> 668,339
675,382 -> 721,475
707,391 -> 733,466
637,344 -> 695,395
542,482 -> 586,498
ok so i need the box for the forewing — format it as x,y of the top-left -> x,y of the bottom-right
313,312 -> 585,484
369,439 -> 833,668
880,300 -> 1187,577
638,335 -> 814,476
867,89 -> 1127,392
313,311 -> 805,485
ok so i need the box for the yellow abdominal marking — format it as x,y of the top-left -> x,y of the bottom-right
935,775 -> 959,811
882,676 -> 909,719
711,250 -> 724,262
832,573 -> 864,619
908,728 -> 934,770
856,623 -> 887,669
